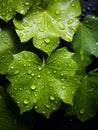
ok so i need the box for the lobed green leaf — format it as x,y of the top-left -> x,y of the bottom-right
7,47 -> 81,118
13,0 -> 81,55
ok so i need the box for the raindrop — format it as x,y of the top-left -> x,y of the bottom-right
55,9 -> 61,15
37,20 -> 41,24
62,86 -> 65,89
31,85 -> 36,90
61,78 -> 64,81
80,108 -> 84,114
96,42 -> 98,45
23,99 -> 29,105
14,70 -> 19,75
49,95 -> 55,101
61,73 -> 64,76
53,70 -> 56,74
37,75 -> 41,78
43,111 -> 46,114
58,23 -> 65,30
44,38 -> 51,44
31,73 -> 35,76
35,106 -> 38,109
45,104 -> 50,109
24,2 -> 29,6
38,67 -> 42,71
39,28 -> 44,32
68,19 -> 73,24
71,3 -> 75,7
11,66 -> 14,69
20,10 -> 25,14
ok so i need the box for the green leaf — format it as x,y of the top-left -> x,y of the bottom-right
69,69 -> 98,122
0,0 -> 32,22
0,24 -> 20,74
72,15 -> 98,67
0,86 -> 31,130
13,0 -> 81,55
7,47 -> 80,118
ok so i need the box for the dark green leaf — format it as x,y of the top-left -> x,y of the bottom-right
7,47 -> 81,118
69,69 -> 98,122
72,15 -> 98,67
0,24 -> 20,74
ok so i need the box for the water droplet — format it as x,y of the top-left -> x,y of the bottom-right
71,3 -> 75,7
58,23 -> 65,30
44,38 -> 51,44
62,86 -> 65,89
68,19 -> 73,24
96,42 -> 98,45
80,109 -> 84,114
43,111 -> 46,114
25,2 -> 29,6
61,78 -> 64,81
61,73 -> 64,76
11,66 -> 14,69
31,73 -> 35,76
55,9 -> 61,15
23,99 -> 29,105
37,20 -> 41,24
20,10 -> 25,14
49,96 -> 55,101
53,107 -> 56,110
38,67 -> 42,71
39,28 -> 44,32
53,70 -> 56,74
31,85 -> 36,90
37,75 -> 41,78
35,106 -> 38,109
14,70 -> 19,75
45,104 -> 50,109
27,70 -> 32,74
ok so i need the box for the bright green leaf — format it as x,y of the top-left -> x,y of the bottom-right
13,0 -> 81,55
69,69 -> 98,122
72,15 -> 98,67
0,0 -> 32,22
0,24 -> 20,74
7,47 -> 81,118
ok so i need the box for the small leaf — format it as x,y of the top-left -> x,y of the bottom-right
0,0 -> 32,22
68,69 -> 98,122
13,0 -> 81,55
7,47 -> 81,118
72,15 -> 98,67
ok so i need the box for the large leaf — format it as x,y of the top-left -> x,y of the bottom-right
7,47 -> 81,118
0,0 -> 32,22
72,15 -> 98,67
13,0 -> 81,55
68,69 -> 98,122
0,86 -> 31,130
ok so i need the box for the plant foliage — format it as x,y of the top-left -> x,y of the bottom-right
0,0 -> 98,128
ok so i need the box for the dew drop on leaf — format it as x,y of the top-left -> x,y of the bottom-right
55,9 -> 61,15
23,99 -> 29,105
39,28 -> 44,32
96,42 -> 98,45
58,23 -> 65,30
38,67 -> 42,71
31,73 -> 35,76
49,95 -> 55,101
31,85 -> 36,91
14,70 -> 19,75
67,19 -> 73,24
80,108 -> 84,114
71,3 -> 75,7
24,2 -> 29,6
44,38 -> 51,44
45,104 -> 50,109
37,75 -> 41,78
